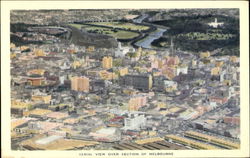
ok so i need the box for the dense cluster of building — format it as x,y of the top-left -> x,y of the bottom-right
10,37 -> 240,150
10,10 -> 133,25
10,9 -> 240,150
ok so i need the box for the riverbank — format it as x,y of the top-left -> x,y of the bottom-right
134,28 -> 166,49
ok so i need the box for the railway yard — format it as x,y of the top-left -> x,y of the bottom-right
112,130 -> 240,150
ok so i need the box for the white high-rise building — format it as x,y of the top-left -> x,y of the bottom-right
176,65 -> 188,76
59,76 -> 65,85
123,113 -> 146,130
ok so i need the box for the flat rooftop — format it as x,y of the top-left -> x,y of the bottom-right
21,134 -> 99,150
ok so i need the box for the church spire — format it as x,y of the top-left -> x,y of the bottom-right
170,38 -> 175,56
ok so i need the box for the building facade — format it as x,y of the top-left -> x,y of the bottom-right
120,74 -> 152,91
102,56 -> 113,69
71,76 -> 89,92
124,113 -> 146,131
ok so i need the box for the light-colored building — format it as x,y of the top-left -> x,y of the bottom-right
211,67 -> 221,76
60,60 -> 71,70
72,61 -> 82,69
176,65 -> 188,76
32,95 -> 51,104
71,76 -> 89,92
27,69 -> 46,76
102,56 -> 113,69
118,67 -> 129,76
208,18 -> 224,28
99,70 -> 118,80
59,76 -> 65,85
164,80 -> 178,92
11,100 -> 34,116
209,102 -> 218,110
192,60 -> 197,67
20,46 -> 29,51
128,96 -> 147,111
124,113 -> 146,131
115,42 -> 134,57
230,56 -> 239,63
28,121 -> 63,134
220,70 -> 226,82
89,127 -> 121,142
159,56 -> 181,80
34,49 -> 45,56
87,46 -> 95,52
215,61 -> 224,67
200,51 -> 210,58
10,43 -> 16,49
151,59 -> 159,69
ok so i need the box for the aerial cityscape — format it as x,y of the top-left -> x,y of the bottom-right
10,9 -> 240,150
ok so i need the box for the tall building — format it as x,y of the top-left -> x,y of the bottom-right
102,56 -> 113,69
71,76 -> 89,92
59,76 -> 65,85
123,113 -> 146,130
120,74 -> 152,91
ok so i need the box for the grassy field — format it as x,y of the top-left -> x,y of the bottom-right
69,24 -> 107,31
112,31 -> 139,39
69,24 -> 84,29
87,22 -> 149,31
69,23 -> 139,39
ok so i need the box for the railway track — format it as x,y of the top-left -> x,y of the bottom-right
113,140 -> 188,150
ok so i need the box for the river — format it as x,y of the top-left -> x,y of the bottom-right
133,14 -> 149,23
133,14 -> 167,49
134,28 -> 166,49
